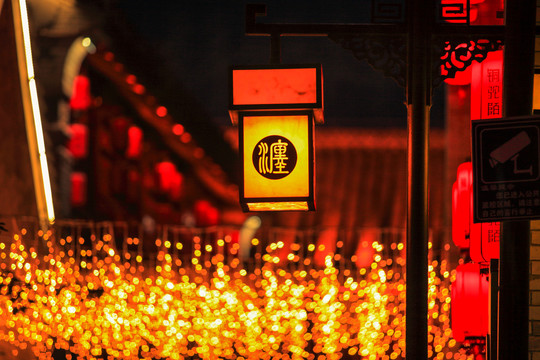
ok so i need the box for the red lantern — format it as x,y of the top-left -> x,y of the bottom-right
471,50 -> 503,120
155,161 -> 176,193
194,200 -> 219,227
70,75 -> 92,111
452,162 -> 472,249
71,172 -> 87,207
126,126 -> 143,159
470,221 -> 500,263
451,263 -> 489,342
168,169 -> 184,201
67,123 -> 88,159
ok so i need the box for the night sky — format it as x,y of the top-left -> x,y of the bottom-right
116,0 -> 445,128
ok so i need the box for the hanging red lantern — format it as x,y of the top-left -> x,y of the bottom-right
126,126 -> 143,159
451,263 -> 489,342
470,220 -> 500,263
155,161 -> 176,193
471,50 -> 503,120
67,123 -> 88,159
452,162 -> 472,249
71,172 -> 87,207
194,200 -> 219,227
168,169 -> 184,201
70,75 -> 92,111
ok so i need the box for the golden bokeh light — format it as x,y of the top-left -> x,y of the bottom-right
0,224 -> 471,360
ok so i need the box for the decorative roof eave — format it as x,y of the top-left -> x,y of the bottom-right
86,50 -> 239,206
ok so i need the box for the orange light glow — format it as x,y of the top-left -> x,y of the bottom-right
0,223 -> 464,360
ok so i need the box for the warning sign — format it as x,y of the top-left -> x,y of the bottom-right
472,116 -> 540,222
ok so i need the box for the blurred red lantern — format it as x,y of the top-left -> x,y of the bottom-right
194,200 -> 219,227
126,126 -> 143,159
71,172 -> 87,207
451,263 -> 489,342
169,169 -> 184,201
67,123 -> 88,159
452,162 -> 472,249
70,75 -> 92,111
155,161 -> 176,193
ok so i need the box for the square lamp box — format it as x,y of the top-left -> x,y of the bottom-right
229,64 -> 324,212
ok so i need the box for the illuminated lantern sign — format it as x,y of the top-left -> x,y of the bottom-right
229,65 -> 323,211
471,50 -> 503,120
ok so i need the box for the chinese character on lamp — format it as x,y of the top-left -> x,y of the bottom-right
229,64 -> 323,211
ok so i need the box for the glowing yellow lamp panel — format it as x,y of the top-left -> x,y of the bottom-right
240,112 -> 314,211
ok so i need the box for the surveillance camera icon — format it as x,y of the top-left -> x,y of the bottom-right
489,131 -> 533,175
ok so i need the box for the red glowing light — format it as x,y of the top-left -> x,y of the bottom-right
452,162 -> 472,249
126,126 -> 143,159
156,106 -> 167,117
71,172 -> 87,207
67,123 -> 88,159
471,50 -> 503,120
70,75 -> 92,111
180,133 -> 192,143
194,200 -> 219,227
133,84 -> 145,95
232,68 -> 318,106
155,161 -> 176,193
172,124 -> 184,136
126,75 -> 137,85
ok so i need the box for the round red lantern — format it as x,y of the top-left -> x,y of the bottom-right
451,262 -> 489,342
67,123 -> 88,159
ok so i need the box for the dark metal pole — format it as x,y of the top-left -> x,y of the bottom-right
406,0 -> 431,358
499,0 -> 536,359
489,259 -> 499,360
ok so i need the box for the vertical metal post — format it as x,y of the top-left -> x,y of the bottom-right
489,259 -> 499,360
406,0 -> 431,358
499,0 -> 535,359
